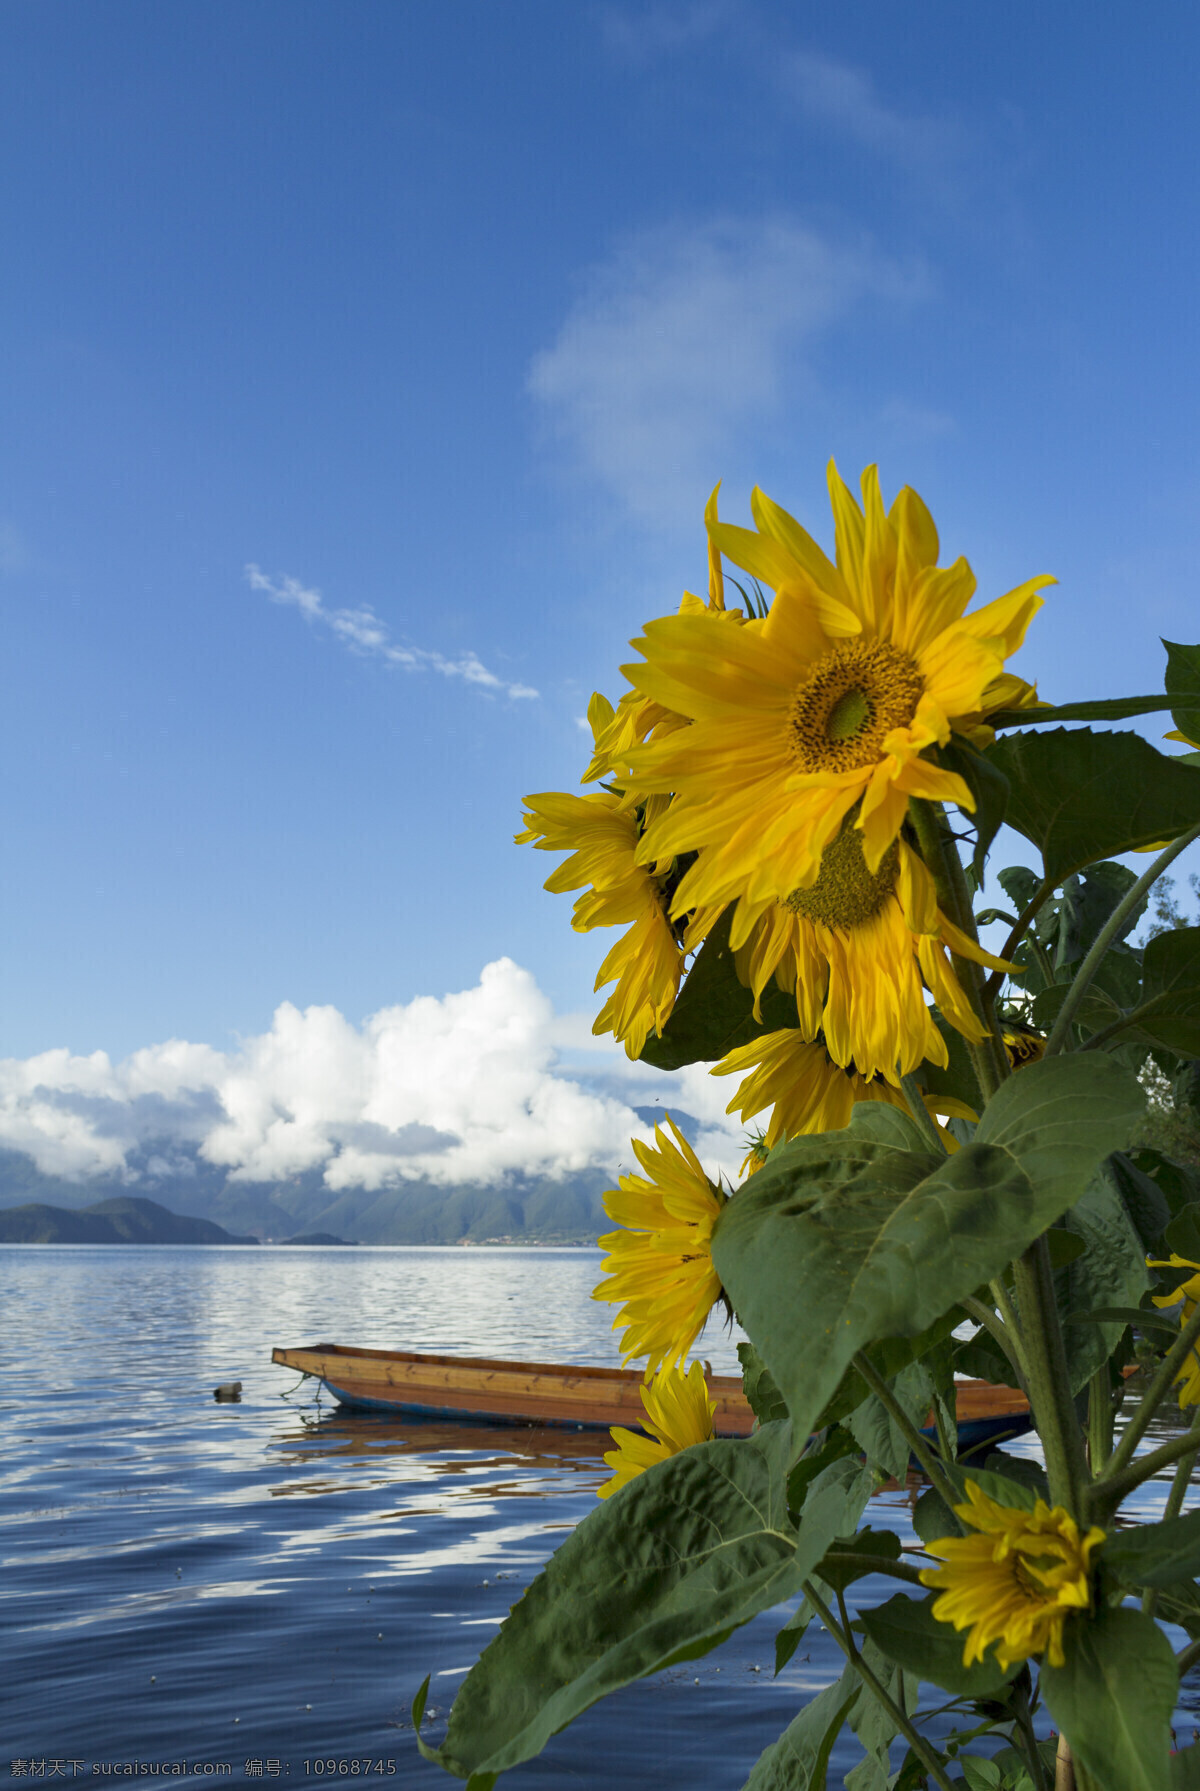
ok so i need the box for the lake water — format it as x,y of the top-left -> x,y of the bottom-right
3,1244 -> 1198,1788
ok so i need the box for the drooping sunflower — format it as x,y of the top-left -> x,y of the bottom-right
714,1028 -> 908,1149
723,813 -> 1008,1082
619,462 -> 1051,914
597,1360 -> 715,1500
1003,1027 -> 1047,1070
515,788 -> 686,1059
1149,1253 -> 1200,1405
920,1480 -> 1104,1671
593,1116 -> 726,1374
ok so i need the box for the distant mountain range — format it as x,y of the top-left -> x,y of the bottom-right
0,1108 -> 698,1244
0,1194 -> 257,1245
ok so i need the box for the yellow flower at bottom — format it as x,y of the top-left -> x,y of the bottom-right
1149,1253 -> 1200,1405
593,1117 -> 726,1373
597,1360 -> 715,1499
920,1481 -> 1104,1670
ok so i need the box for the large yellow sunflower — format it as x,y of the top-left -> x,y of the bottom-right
619,462 -> 1051,913
597,1360 -> 715,1500
724,815 -> 1007,1081
593,1116 -> 726,1373
920,1481 -> 1104,1671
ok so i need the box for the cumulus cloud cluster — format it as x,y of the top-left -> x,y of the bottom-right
247,565 -> 538,701
0,960 -> 747,1191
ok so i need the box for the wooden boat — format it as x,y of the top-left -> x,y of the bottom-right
271,1342 -> 1034,1450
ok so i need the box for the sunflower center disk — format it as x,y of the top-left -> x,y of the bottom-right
786,819 -> 899,930
787,640 -> 924,775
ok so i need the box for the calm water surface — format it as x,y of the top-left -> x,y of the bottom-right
3,1245 -> 1198,1787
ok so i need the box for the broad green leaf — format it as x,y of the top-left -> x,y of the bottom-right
738,1340 -> 789,1425
785,1425 -> 861,1514
1030,980 -> 1124,1038
1055,1163 -> 1151,1391
773,1599 -> 814,1675
845,1639 -> 920,1791
1130,926 -> 1200,1057
987,729 -> 1200,885
989,695 -> 1188,727
1063,1306 -> 1177,1337
1172,1742 -> 1200,1790
816,1305 -> 968,1432
1106,1508 -> 1200,1588
919,1012 -> 985,1113
1164,1200 -> 1200,1261
739,1669 -> 859,1791
857,1591 -> 1016,1697
1166,640 -> 1200,746
639,906 -> 797,1069
815,1527 -> 902,1593
973,1053 -> 1143,1211
959,1760 -> 1004,1791
420,1431 -> 867,1782
1108,1150 -> 1173,1246
1039,1606 -> 1177,1791
716,1057 -> 1137,1459
939,737 -> 1009,886
848,1360 -> 933,1479
1133,1149 -> 1200,1221
912,1462 -> 1038,1547
844,1100 -> 936,1153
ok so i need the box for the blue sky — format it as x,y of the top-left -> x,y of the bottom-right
2,2 -> 1199,1187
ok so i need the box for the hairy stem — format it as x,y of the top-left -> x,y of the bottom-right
1094,1299 -> 1200,1499
1176,1637 -> 1200,1678
1091,1421 -> 1200,1513
1044,819 -> 1200,1056
852,1350 -> 962,1520
985,874 -> 1058,1004
960,1293 -> 1031,1392
818,1550 -> 930,1588
1086,1365 -> 1117,1475
900,1072 -> 949,1154
1011,1239 -> 1089,1512
1144,1407 -> 1200,1617
1012,1680 -> 1051,1791
802,1579 -> 957,1791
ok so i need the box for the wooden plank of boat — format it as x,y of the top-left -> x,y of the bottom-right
271,1342 -> 1034,1441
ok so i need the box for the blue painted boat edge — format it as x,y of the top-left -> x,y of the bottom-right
320,1377 -> 607,1430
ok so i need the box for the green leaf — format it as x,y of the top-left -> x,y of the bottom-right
738,1341 -> 789,1425
738,1669 -> 859,1791
1166,640 -> 1200,746
1055,1162 -> 1152,1391
815,1527 -> 902,1593
1108,1151 -> 1173,1246
912,1462 -> 1039,1548
1164,1200 -> 1200,1261
972,1053 -> 1143,1211
639,906 -> 798,1069
1039,1606 -> 1177,1791
1063,1306 -> 1177,1337
715,1057 -> 1138,1460
857,1591 -> 1016,1698
844,1639 -> 919,1791
424,1430 -> 867,1782
1171,1742 -> 1200,1790
987,728 -> 1200,885
1106,1508 -> 1200,1588
785,1426 -> 861,1514
848,1360 -> 933,1479
989,695 -> 1186,727
1129,926 -> 1200,1057
939,737 -> 1009,886
1030,980 -> 1124,1037
773,1599 -> 814,1676
1133,1149 -> 1200,1220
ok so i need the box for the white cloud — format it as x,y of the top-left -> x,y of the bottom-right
527,215 -> 924,525
599,0 -> 730,63
246,566 -> 538,700
778,49 -> 957,172
0,961 -> 748,1191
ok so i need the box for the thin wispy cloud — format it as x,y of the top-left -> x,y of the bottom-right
599,0 -> 730,63
528,215 -> 926,525
246,565 -> 538,700
779,48 -> 960,174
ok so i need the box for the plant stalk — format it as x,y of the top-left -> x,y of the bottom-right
1012,1681 -> 1051,1791
960,1293 -> 1031,1392
1044,819 -> 1200,1056
1093,1297 -> 1200,1496
802,1579 -> 957,1791
900,1073 -> 949,1154
1010,1239 -> 1089,1511
1144,1406 -> 1200,1617
1091,1421 -> 1200,1512
1086,1365 -> 1117,1475
985,874 -> 1058,1003
852,1350 -> 962,1519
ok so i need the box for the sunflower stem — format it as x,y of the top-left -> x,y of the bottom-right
1092,1298 -> 1200,1505
1143,1406 -> 1200,1617
1086,1364 -> 1117,1475
900,1073 -> 949,1154
851,1349 -> 963,1520
801,1579 -> 958,1791
960,1294 -> 1031,1393
985,874 -> 1057,1004
1010,1239 -> 1089,1513
1044,819 -> 1200,1056
1012,1681 -> 1051,1791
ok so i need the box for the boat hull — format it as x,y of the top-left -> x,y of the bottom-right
272,1342 -> 1034,1442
